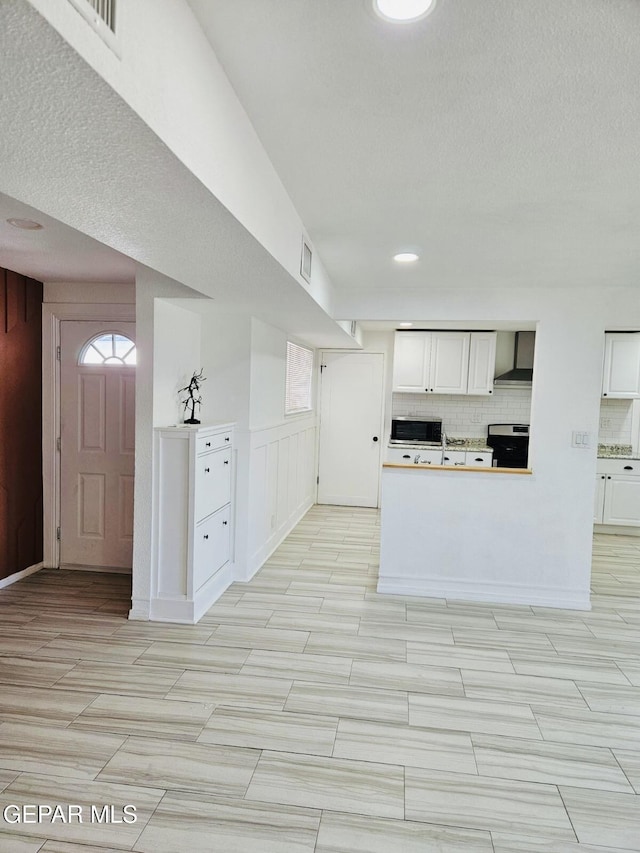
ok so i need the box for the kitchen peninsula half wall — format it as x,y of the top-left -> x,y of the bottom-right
379,463 -> 590,610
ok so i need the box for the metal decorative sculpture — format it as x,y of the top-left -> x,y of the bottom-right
179,369 -> 206,424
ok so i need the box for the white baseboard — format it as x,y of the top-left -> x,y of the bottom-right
594,524 -> 640,537
61,563 -> 133,574
243,499 -> 313,582
377,576 -> 591,610
0,562 -> 44,589
128,600 -> 150,621
146,562 -> 233,624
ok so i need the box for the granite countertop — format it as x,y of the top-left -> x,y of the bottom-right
598,444 -> 639,459
388,439 -> 493,453
445,437 -> 493,452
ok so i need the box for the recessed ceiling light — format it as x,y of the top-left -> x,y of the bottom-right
7,218 -> 43,230
399,322 -> 413,327
374,0 -> 436,23
393,252 -> 419,263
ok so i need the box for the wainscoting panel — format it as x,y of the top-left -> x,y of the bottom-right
244,417 -> 317,579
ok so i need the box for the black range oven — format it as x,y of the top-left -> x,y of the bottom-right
390,417 -> 443,446
487,424 -> 530,469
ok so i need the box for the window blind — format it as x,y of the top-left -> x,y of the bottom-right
285,342 -> 314,414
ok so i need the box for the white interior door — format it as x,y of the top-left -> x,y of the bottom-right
317,351 -> 385,507
59,321 -> 136,569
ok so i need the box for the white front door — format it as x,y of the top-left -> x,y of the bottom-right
59,321 -> 136,569
317,351 -> 385,507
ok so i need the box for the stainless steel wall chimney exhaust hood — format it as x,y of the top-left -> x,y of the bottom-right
494,331 -> 535,386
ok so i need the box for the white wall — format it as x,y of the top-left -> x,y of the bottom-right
174,305 -> 317,585
153,300 -> 202,428
43,282 -> 135,303
243,318 -> 317,579
130,267 -> 205,620
249,318 -> 287,430
26,0 -> 335,314
342,285 -> 640,609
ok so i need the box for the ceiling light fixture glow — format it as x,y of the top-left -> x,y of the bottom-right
7,218 -> 43,230
399,322 -> 413,327
394,252 -> 419,263
374,0 -> 436,23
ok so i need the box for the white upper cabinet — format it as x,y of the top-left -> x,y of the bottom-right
392,332 -> 431,392
430,332 -> 470,394
602,333 -> 640,398
392,330 -> 496,395
467,332 -> 497,396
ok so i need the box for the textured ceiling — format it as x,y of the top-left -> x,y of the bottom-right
0,191 -> 135,283
189,0 -> 640,291
0,1 -> 355,347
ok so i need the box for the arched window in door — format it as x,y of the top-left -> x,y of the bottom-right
79,332 -> 136,366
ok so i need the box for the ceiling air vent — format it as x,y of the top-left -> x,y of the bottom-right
67,0 -> 118,49
300,238 -> 312,284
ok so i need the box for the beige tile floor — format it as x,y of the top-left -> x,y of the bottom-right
0,506 -> 639,851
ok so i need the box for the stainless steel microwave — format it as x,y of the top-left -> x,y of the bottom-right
390,417 -> 443,446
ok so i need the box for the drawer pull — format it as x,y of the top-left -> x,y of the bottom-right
204,467 -> 210,473
474,457 -> 483,462
203,534 -> 209,540
225,436 -> 230,442
624,465 -> 634,470
223,460 -> 229,465
222,520 -> 228,526
402,454 -> 410,459
205,442 -> 211,447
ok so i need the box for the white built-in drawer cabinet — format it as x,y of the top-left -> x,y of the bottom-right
152,423 -> 235,623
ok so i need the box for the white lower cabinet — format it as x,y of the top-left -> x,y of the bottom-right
442,450 -> 466,466
465,451 -> 493,467
386,447 -> 493,467
595,459 -> 640,527
386,447 -> 442,464
153,423 -> 235,623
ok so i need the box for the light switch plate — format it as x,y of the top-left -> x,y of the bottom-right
572,431 -> 591,448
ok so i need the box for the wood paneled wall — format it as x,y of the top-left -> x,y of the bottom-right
0,267 -> 43,580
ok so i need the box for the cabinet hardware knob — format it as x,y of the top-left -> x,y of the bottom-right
206,442 -> 211,447
603,393 -> 608,396
624,465 -> 633,470
223,460 -> 229,465
489,390 -> 493,394
601,475 -> 606,479
425,388 -> 429,392
205,467 -> 210,473
225,437 -> 230,442
203,534 -> 209,540
608,476 -> 612,479
373,436 -> 379,442
223,520 -> 228,526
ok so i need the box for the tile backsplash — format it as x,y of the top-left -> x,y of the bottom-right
599,398 -> 633,445
392,388 -> 532,438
